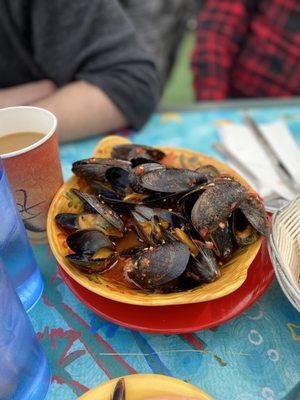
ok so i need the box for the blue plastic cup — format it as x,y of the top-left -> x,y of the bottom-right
0,258 -> 51,399
0,159 -> 43,311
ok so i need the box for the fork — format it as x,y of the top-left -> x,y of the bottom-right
212,142 -> 288,213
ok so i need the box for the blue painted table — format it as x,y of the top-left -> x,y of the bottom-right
30,100 -> 300,400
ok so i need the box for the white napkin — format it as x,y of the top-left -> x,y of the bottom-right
217,120 -> 300,200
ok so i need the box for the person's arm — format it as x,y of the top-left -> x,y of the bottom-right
0,80 -> 56,108
28,0 -> 159,142
191,0 -> 258,100
33,81 -> 127,142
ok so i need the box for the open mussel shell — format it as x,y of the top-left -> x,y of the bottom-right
177,187 -> 205,220
239,194 -> 270,237
138,168 -> 207,194
105,167 -> 136,196
55,212 -> 123,237
111,144 -> 165,162
66,229 -> 112,255
191,178 -> 248,235
133,205 -> 173,225
72,189 -> 125,232
195,164 -> 220,180
134,162 -> 166,176
72,158 -> 131,182
232,209 -> 260,246
131,206 -> 172,245
186,244 -> 220,283
209,221 -> 234,259
66,251 -> 117,274
112,378 -> 126,400
77,213 -> 123,237
55,213 -> 79,232
124,240 -> 190,291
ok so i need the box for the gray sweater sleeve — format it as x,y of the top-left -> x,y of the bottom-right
30,0 -> 160,129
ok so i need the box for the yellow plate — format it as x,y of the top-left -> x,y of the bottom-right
47,136 -> 262,306
77,374 -> 213,400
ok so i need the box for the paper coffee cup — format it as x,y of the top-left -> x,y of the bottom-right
0,106 -> 63,243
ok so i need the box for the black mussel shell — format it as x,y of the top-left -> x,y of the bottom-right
77,213 -> 123,237
66,252 -> 117,273
112,378 -> 126,400
186,244 -> 220,283
124,241 -> 190,290
239,195 -> 270,237
72,158 -> 131,182
209,221 -> 234,259
133,205 -> 173,226
111,144 -> 165,162
105,167 -> 136,196
55,213 -> 79,232
138,168 -> 207,194
72,189 -> 125,232
66,229 -> 112,255
195,164 -> 220,180
232,209 -> 260,246
177,187 -> 205,220
191,178 -> 248,235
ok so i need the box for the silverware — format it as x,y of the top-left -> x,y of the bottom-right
212,141 -> 288,213
243,115 -> 300,195
212,142 -> 259,185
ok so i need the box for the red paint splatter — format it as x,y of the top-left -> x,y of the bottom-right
62,302 -> 136,376
180,333 -> 205,350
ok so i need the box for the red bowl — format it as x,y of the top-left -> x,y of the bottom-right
59,239 -> 274,334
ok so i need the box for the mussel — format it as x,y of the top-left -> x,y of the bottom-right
195,164 -> 220,180
55,212 -> 123,237
111,144 -> 165,163
124,240 -> 190,290
191,177 -> 248,236
55,141 -> 269,293
72,158 -> 131,182
72,189 -> 125,232
186,244 -> 220,283
112,378 -> 125,400
138,168 -> 207,193
66,229 -> 112,255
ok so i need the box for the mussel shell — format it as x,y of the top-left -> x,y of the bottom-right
231,209 -> 260,246
111,144 -> 165,162
77,213 -> 123,237
124,241 -> 190,290
72,158 -> 131,181
55,213 -> 79,232
112,379 -> 126,400
134,162 -> 166,177
66,229 -> 112,255
138,168 -> 207,194
239,195 -> 270,237
131,157 -> 160,168
191,178 -> 248,234
72,189 -> 125,232
186,244 -> 220,283
90,181 -> 121,201
132,207 -> 172,245
209,221 -> 234,259
133,205 -> 173,225
177,187 -> 205,220
105,167 -> 136,196
66,253 -> 117,273
195,164 -> 220,180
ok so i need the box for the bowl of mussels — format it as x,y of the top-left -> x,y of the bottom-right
47,136 -> 270,306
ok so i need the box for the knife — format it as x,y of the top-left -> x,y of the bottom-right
243,115 -> 300,195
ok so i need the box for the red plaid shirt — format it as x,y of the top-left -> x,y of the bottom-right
191,0 -> 300,100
